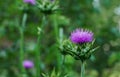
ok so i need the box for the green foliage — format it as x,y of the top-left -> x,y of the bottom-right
102,62 -> 120,77
108,52 -> 120,65
0,0 -> 120,77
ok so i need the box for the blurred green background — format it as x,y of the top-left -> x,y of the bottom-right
0,0 -> 120,77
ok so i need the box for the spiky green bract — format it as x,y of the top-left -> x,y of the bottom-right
42,68 -> 68,77
60,39 -> 99,62
37,0 -> 59,15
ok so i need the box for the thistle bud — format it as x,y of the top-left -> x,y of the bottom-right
59,40 -> 74,55
37,0 -> 59,15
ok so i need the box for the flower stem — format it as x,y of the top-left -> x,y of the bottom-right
59,28 -> 63,44
35,33 -> 41,77
20,13 -> 27,77
62,55 -> 65,66
35,15 -> 46,77
53,14 -> 58,40
81,61 -> 85,77
59,28 -> 65,67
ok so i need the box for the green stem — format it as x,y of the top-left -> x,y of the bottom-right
35,15 -> 46,77
59,28 -> 63,44
35,35 -> 41,77
22,13 -> 27,28
20,13 -> 27,76
26,70 -> 32,77
62,55 -> 65,66
81,61 -> 85,77
59,28 -> 65,68
54,14 -> 58,40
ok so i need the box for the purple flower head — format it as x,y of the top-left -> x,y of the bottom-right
23,0 -> 36,5
23,60 -> 34,69
70,28 -> 93,44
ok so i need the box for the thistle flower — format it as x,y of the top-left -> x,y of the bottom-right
23,60 -> 34,69
23,0 -> 36,5
70,29 -> 93,44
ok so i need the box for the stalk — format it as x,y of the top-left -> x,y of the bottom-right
81,61 -> 85,77
59,28 -> 63,46
35,34 -> 41,77
59,28 -> 64,65
59,27 -> 66,70
53,14 -> 62,70
62,55 -> 65,66
35,15 -> 46,77
20,13 -> 27,77
54,14 -> 59,40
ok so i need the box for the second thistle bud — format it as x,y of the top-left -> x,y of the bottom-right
59,40 -> 73,55
37,0 -> 59,15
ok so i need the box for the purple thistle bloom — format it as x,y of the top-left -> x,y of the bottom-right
23,0 -> 36,5
70,29 -> 93,44
23,60 -> 34,69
